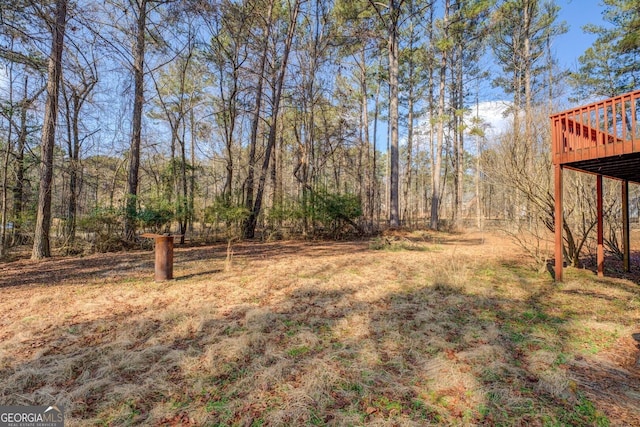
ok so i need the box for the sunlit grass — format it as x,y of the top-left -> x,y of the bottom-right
0,231 -> 637,425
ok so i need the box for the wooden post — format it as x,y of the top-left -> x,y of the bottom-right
141,233 -> 177,281
622,180 -> 630,272
554,164 -> 563,282
154,235 -> 174,281
597,175 -> 604,277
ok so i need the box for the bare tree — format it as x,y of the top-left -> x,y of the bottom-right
60,47 -> 98,247
32,0 -> 68,259
243,0 -> 275,239
244,0 -> 302,239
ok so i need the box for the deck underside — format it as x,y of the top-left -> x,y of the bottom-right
564,151 -> 640,184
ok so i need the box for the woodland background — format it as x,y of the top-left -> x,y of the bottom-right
0,0 -> 639,265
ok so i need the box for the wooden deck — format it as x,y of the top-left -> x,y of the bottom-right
551,90 -> 640,281
551,89 -> 640,184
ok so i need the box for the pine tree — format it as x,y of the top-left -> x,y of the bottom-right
32,0 -> 68,259
571,0 -> 640,97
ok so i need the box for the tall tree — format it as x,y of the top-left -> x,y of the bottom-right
0,58 -> 16,258
399,0 -> 430,225
334,0 -> 381,230
32,0 -> 68,259
150,26 -> 202,243
448,0 -> 492,228
293,0 -> 334,234
243,0 -> 275,239
205,0 -> 250,204
244,0 -> 302,239
430,0 -> 450,230
367,0 -> 406,227
491,0 -> 565,221
124,0 -> 148,242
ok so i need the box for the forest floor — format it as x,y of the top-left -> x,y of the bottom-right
0,229 -> 639,426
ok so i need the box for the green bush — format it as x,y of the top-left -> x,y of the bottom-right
204,196 -> 250,239
312,189 -> 362,225
77,207 -> 126,252
307,189 -> 363,237
267,201 -> 305,224
204,197 -> 250,225
78,207 -> 122,235
137,199 -> 174,232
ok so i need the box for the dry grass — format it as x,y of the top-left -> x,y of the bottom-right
0,230 -> 639,426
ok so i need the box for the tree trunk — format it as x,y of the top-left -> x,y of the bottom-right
189,109 -> 196,232
401,3 -> 417,227
372,56 -> 382,228
270,125 -> 278,210
244,0 -> 299,239
62,71 -> 95,246
359,45 -> 371,230
403,48 -> 414,225
524,0 -> 533,169
298,40 -> 317,236
0,68 -> 14,258
427,5 -> 435,226
243,0 -> 275,239
179,121 -> 188,244
62,84 -> 76,244
388,5 -> 400,228
431,0 -> 448,231
474,92 -> 482,229
13,97 -> 26,223
32,0 -> 67,259
453,40 -> 464,229
124,0 -> 147,242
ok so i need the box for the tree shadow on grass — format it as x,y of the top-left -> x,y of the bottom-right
573,251 -> 640,285
0,252 -> 156,288
0,242 -> 638,425
0,241 -> 370,289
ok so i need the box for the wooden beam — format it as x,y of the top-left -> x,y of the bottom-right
622,180 -> 631,272
597,175 -> 604,277
555,164 -> 563,282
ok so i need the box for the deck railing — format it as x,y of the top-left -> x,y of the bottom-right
551,89 -> 640,165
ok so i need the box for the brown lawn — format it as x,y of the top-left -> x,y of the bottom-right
0,230 -> 638,426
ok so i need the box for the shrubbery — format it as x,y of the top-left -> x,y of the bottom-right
137,199 -> 173,232
204,196 -> 250,239
311,189 -> 362,226
77,201 -> 176,252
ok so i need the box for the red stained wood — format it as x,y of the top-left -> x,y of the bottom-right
551,91 -> 639,281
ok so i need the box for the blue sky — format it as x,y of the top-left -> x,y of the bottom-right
554,0 -> 607,71
473,0 -> 609,135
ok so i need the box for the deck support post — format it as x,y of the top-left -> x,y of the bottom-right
622,180 -> 630,272
554,164 -> 563,282
597,175 -> 604,277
